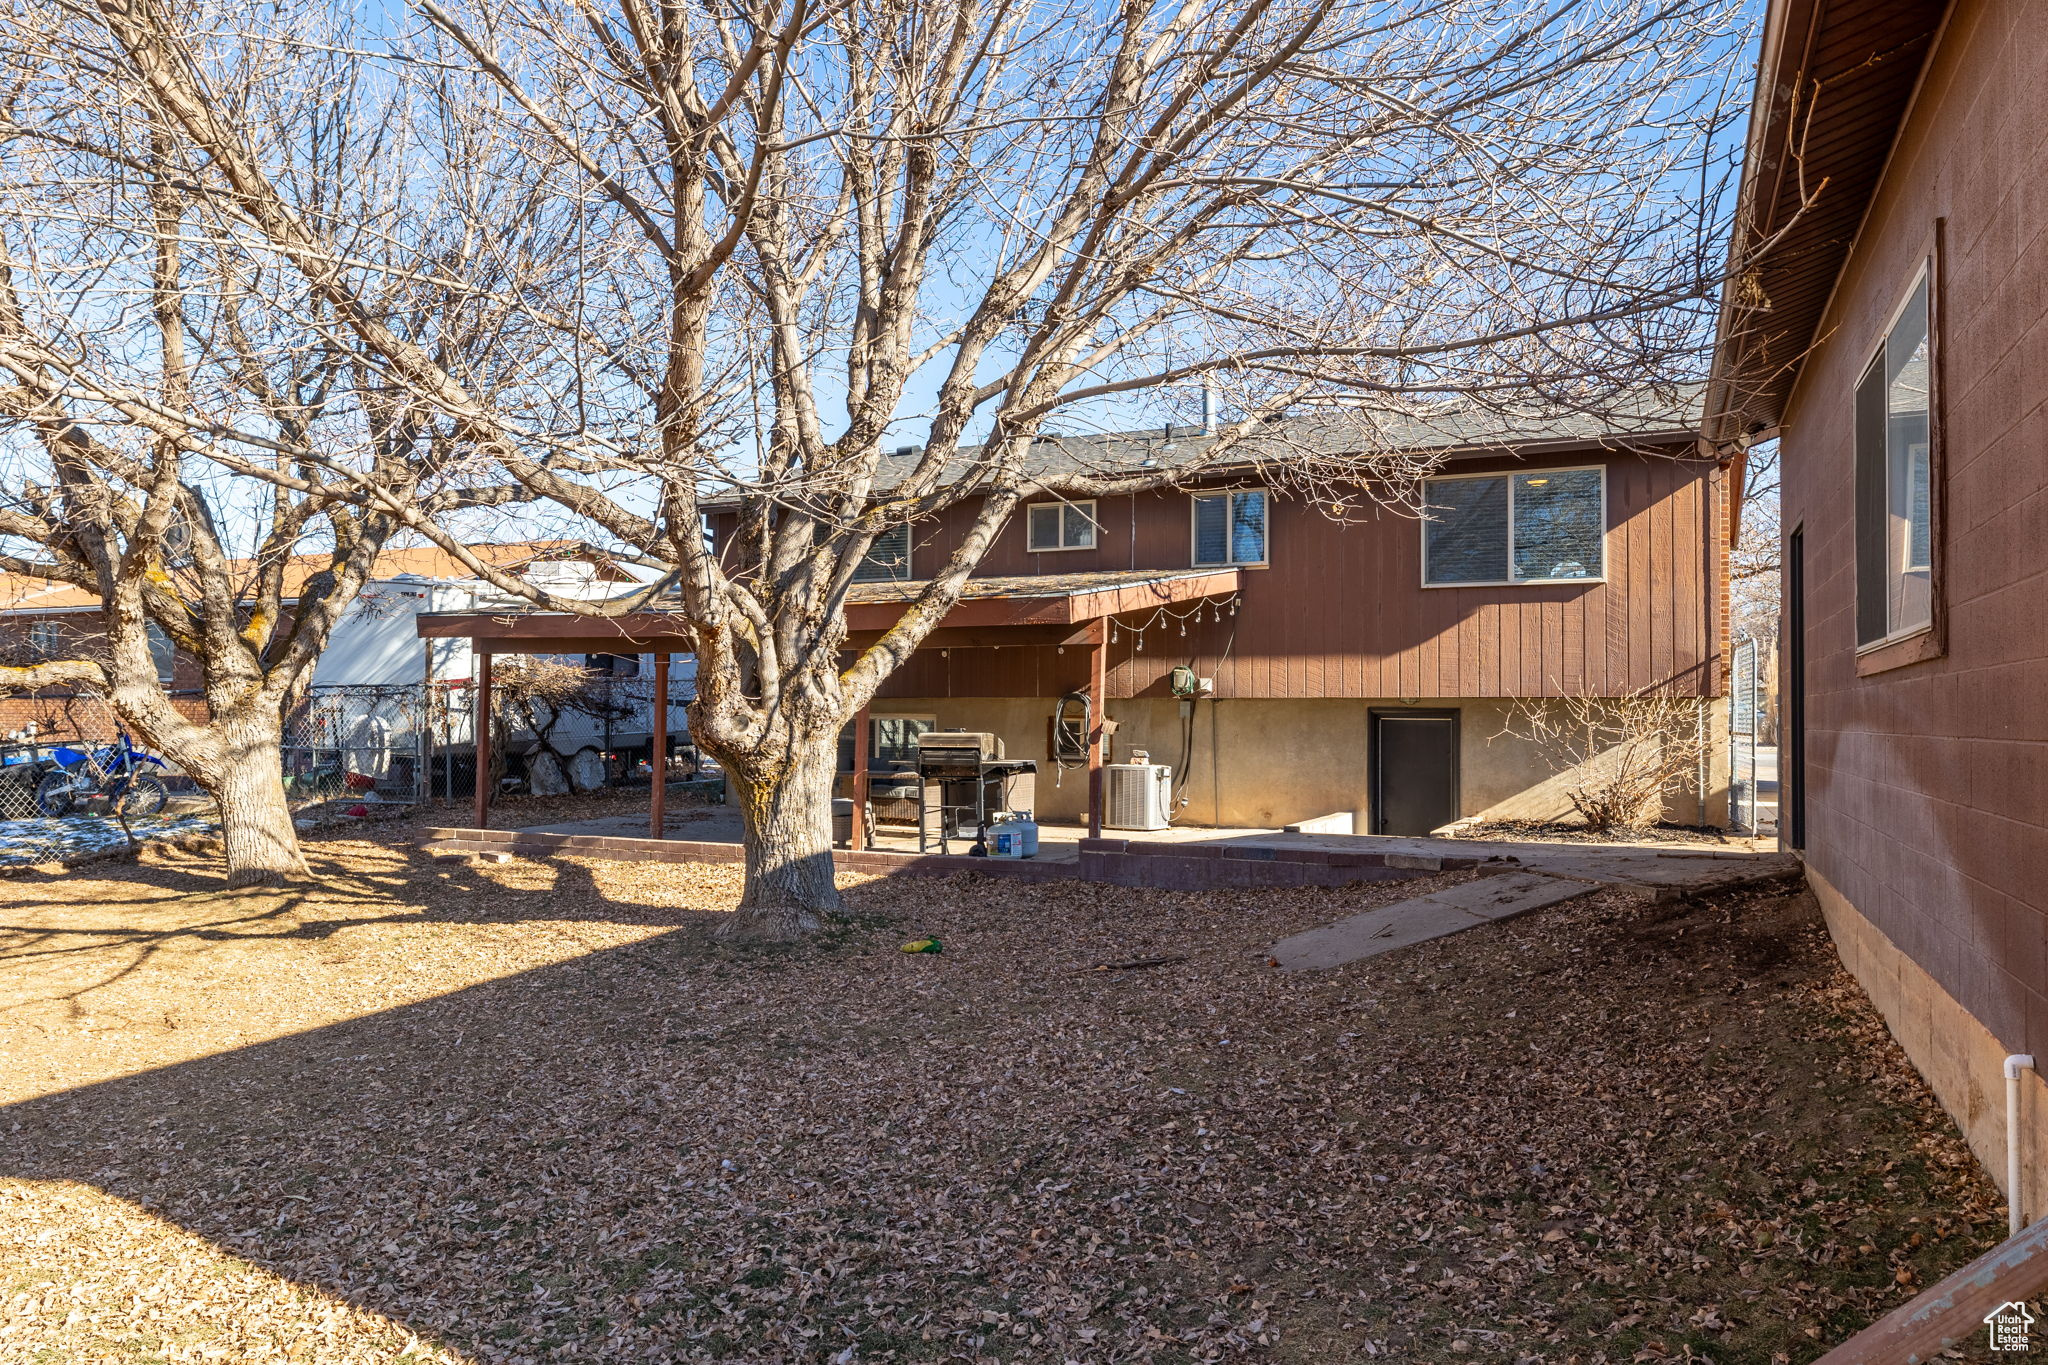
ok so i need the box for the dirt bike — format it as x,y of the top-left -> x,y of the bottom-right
34,734 -> 170,819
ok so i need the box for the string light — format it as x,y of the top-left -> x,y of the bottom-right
1111,592 -> 1241,642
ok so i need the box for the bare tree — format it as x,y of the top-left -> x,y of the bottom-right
49,0 -> 1747,929
0,7 -> 537,884
1730,437 -> 1781,646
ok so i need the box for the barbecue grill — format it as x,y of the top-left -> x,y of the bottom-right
912,731 -> 1036,854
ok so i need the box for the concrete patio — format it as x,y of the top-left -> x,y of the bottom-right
510,802 -> 1789,887
509,805 -> 1287,863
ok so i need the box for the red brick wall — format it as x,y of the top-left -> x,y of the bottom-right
0,611 -> 210,741
1781,0 -> 2048,1058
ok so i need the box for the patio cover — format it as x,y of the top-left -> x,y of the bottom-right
415,568 -> 1241,840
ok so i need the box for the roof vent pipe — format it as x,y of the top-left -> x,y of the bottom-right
1200,383 -> 1216,435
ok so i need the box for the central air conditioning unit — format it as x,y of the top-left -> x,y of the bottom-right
1105,762 -> 1173,831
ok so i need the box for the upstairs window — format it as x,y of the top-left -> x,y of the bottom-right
853,523 -> 913,583
1026,500 -> 1098,552
1191,490 -> 1267,567
1856,269 -> 1934,647
1423,467 -> 1605,586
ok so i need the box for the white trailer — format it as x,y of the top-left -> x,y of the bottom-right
304,570 -> 696,799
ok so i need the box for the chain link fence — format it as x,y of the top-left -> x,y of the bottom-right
296,676 -> 698,810
283,684 -> 435,807
0,729 -> 215,869
0,672 -> 701,869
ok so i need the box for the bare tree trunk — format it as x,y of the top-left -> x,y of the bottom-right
193,711 -> 309,888
721,735 -> 842,939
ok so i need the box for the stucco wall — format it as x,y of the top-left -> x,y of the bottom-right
871,696 -> 1732,831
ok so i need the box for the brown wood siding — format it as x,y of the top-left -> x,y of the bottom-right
711,443 -> 1722,701
1779,0 -> 2048,1059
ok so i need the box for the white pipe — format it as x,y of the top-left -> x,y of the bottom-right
2007,1053 -> 2035,1238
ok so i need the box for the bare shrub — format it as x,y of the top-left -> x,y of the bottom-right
1502,691 -> 1711,833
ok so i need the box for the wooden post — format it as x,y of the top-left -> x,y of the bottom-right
650,652 -> 669,840
1088,619 -> 1107,839
850,703 -> 871,851
473,650 -> 492,831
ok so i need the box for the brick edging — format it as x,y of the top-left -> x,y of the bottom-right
420,828 -> 1476,891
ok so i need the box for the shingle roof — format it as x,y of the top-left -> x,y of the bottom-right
730,386 -> 1704,503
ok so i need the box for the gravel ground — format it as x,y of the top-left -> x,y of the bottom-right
0,828 -> 2003,1364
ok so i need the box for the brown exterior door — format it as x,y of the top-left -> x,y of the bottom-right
1371,710 -> 1460,836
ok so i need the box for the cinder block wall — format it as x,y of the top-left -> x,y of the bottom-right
1779,0 -> 2048,1101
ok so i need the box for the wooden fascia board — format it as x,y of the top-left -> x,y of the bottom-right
415,612 -> 692,646
842,570 -> 1241,633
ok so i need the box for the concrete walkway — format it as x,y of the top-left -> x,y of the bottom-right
1270,872 -> 1592,970
1217,830 -> 1795,891
1266,838 -> 1801,972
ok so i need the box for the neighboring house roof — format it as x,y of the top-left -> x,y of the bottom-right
707,386 -> 1706,508
1702,0 -> 1950,442
0,540 -> 620,616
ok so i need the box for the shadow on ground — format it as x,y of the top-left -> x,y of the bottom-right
0,859 -> 2010,1364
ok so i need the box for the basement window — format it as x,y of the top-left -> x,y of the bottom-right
1026,500 -> 1098,552
1423,466 -> 1605,586
853,523 -> 912,583
1856,269 -> 1935,647
838,714 -> 935,772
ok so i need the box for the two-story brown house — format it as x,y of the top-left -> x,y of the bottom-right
1706,0 -> 2048,1220
726,401 -> 1738,836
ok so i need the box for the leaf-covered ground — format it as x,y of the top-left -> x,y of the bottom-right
0,828 -> 2003,1363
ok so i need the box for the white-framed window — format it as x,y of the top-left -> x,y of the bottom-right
1191,490 -> 1267,567
1026,500 -> 1098,552
853,523 -> 913,583
1855,266 -> 1935,648
27,618 -> 63,660
1422,465 -> 1606,586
